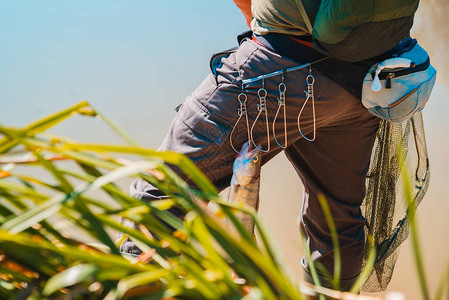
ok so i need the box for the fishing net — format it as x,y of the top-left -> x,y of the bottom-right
361,111 -> 430,292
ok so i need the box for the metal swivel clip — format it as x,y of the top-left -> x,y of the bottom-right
297,67 -> 317,141
250,79 -> 271,152
273,72 -> 288,148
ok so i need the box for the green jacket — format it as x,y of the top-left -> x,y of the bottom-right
252,0 -> 419,61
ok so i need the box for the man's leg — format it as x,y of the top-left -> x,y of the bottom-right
121,37 -> 380,277
284,116 -> 379,289
120,40 -> 290,254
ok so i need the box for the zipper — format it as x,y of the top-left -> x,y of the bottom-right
371,58 -> 430,89
388,87 -> 418,108
386,73 -> 394,89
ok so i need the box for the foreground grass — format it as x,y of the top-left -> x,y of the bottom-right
0,102 -> 307,299
0,102 -> 446,299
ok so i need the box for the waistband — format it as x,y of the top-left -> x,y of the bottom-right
248,32 -> 414,100
253,33 -> 327,65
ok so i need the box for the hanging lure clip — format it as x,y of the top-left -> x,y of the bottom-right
297,66 -> 317,141
230,82 -> 251,153
273,71 -> 288,148
250,78 -> 271,152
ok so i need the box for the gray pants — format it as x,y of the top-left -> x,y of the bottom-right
127,39 -> 379,279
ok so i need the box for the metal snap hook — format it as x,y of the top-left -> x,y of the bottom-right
298,71 -> 316,142
257,88 -> 267,100
306,74 -> 315,85
273,76 -> 288,149
238,92 -> 247,103
237,93 -> 248,116
251,80 -> 271,152
278,82 -> 286,94
230,86 -> 251,153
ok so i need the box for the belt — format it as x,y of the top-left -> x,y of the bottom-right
251,33 -> 414,100
251,32 -> 376,100
253,33 -> 326,65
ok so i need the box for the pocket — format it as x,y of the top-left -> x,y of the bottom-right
210,48 -> 237,78
361,40 -> 437,122
176,95 -> 232,146
366,71 -> 436,122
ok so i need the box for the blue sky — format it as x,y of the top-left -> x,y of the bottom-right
0,1 -> 247,145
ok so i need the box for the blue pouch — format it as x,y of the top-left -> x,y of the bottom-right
361,39 -> 437,122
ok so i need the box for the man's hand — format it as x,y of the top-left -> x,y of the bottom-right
233,0 -> 252,28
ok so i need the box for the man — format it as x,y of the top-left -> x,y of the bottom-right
121,0 -> 417,291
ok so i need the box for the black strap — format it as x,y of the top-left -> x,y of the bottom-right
252,33 -> 415,99
237,30 -> 253,45
253,33 -> 369,99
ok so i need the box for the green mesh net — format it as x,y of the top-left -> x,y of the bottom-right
361,112 -> 430,292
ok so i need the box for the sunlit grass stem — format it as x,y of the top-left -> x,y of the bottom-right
317,194 -> 341,290
397,139 -> 430,300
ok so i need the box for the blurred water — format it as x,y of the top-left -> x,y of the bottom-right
1,1 -> 448,298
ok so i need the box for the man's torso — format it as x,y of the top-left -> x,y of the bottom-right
251,0 -> 319,36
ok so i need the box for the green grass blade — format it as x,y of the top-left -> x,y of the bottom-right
1,192 -> 67,233
2,161 -> 157,233
42,264 -> 99,296
214,199 -> 280,269
116,270 -> 168,298
94,214 -> 173,258
0,230 -> 152,273
61,168 -> 137,207
0,190 -> 28,211
349,235 -> 376,293
73,163 -> 134,207
299,225 -> 324,300
0,101 -> 91,153
317,194 -> 341,290
0,180 -> 48,202
33,151 -> 74,194
190,204 -> 303,299
95,112 -> 140,147
176,259 -> 229,299
14,173 -> 65,194
72,197 -> 120,255
60,143 -> 218,196
0,266 -> 34,282
0,281 -> 15,298
434,259 -> 449,300
398,144 -> 430,300
186,212 -> 234,280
